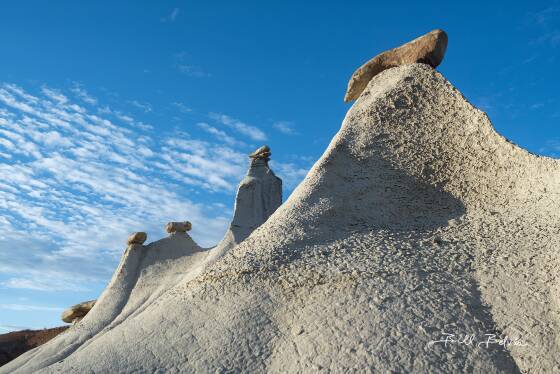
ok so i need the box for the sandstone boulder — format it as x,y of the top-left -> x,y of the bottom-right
165,221 -> 192,234
61,300 -> 96,324
344,29 -> 447,102
127,232 -> 147,246
249,145 -> 271,161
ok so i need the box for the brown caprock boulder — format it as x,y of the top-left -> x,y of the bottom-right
344,29 -> 448,102
61,300 -> 96,324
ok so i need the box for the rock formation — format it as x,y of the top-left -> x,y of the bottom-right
60,300 -> 96,324
249,145 -> 271,160
126,232 -> 147,246
344,29 -> 447,102
0,327 -> 68,367
1,146 -> 283,373
4,62 -> 560,372
207,145 -> 282,260
165,221 -> 192,234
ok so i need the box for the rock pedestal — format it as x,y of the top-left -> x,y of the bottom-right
229,145 -> 282,245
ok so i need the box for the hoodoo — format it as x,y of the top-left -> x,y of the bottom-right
208,145 -> 282,259
4,64 -> 560,373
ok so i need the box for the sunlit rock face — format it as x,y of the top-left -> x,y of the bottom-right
229,147 -> 282,244
4,64 -> 560,373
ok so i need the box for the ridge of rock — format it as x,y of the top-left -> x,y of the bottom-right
4,64 -> 559,373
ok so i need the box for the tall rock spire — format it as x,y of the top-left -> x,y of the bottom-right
229,145 -> 282,244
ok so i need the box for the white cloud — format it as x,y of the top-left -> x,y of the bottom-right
41,87 -> 68,105
531,6 -> 560,26
128,100 -> 152,113
0,303 -> 63,312
174,52 -> 210,78
171,102 -> 192,113
0,81 -> 312,299
273,121 -> 297,135
162,8 -> 180,22
196,122 -> 245,147
70,83 -> 98,105
209,112 -> 267,141
176,64 -> 210,78
0,82 -> 245,293
0,324 -> 32,332
270,160 -> 311,190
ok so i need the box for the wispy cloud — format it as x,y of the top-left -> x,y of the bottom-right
172,102 -> 192,113
197,122 -> 246,147
270,160 -> 312,190
161,7 -> 180,22
174,52 -> 210,78
71,83 -> 98,106
528,5 -> 560,47
0,81 -> 312,297
0,304 -> 63,312
539,139 -> 560,158
0,324 -> 32,332
0,82 -> 244,292
209,112 -> 267,141
128,100 -> 153,113
531,6 -> 560,26
176,64 -> 210,78
273,121 -> 297,135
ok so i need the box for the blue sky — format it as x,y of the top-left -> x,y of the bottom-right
0,1 -> 559,331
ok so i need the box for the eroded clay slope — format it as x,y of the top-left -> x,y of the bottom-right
6,64 -> 560,373
2,234 -> 205,373
2,147 -> 283,374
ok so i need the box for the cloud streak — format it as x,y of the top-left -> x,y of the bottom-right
273,121 -> 297,135
0,83 -> 245,292
0,81 -> 311,299
209,112 -> 267,141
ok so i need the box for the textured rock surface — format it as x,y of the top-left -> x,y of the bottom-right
344,29 -> 447,102
61,300 -> 96,324
4,64 -> 559,373
126,231 -> 147,245
165,221 -> 192,233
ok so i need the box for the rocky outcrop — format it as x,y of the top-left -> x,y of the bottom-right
344,29 -> 447,102
60,300 -> 96,324
0,327 -> 68,367
165,221 -> 192,234
127,232 -> 147,246
1,146 -> 283,374
7,57 -> 560,372
249,145 -> 271,160
210,145 -> 282,257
